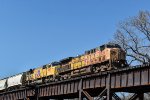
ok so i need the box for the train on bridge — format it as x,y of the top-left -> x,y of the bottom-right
0,43 -> 126,92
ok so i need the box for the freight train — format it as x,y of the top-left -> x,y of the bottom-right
0,43 -> 126,92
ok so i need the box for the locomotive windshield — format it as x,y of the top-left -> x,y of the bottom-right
106,44 -> 121,48
86,43 -> 121,54
100,43 -> 121,51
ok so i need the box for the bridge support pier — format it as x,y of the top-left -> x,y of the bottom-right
78,79 -> 94,100
106,87 -> 112,100
106,74 -> 112,100
94,73 -> 117,100
112,93 -> 121,100
82,90 -> 93,100
79,79 -> 82,100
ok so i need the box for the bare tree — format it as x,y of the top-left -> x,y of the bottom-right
114,11 -> 150,99
114,11 -> 150,65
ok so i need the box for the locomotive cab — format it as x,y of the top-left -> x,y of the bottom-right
93,43 -> 127,71
45,62 -> 60,82
104,43 -> 126,68
100,43 -> 125,61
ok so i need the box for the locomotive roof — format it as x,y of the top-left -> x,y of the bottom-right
104,43 -> 121,48
85,43 -> 121,54
51,61 -> 60,66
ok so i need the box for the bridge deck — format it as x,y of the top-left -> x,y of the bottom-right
0,64 -> 150,100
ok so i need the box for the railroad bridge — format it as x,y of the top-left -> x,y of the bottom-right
1,64 -> 150,100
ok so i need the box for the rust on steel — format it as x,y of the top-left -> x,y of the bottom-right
0,64 -> 150,100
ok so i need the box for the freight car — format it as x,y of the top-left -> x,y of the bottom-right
0,43 -> 127,91
25,62 -> 60,85
0,73 -> 26,92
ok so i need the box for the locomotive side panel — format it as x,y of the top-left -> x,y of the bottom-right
103,48 -> 111,61
43,68 -> 47,77
47,66 -> 56,76
34,67 -> 43,79
71,57 -> 81,70
81,55 -> 86,67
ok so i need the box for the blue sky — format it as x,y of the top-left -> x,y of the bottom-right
0,0 -> 149,79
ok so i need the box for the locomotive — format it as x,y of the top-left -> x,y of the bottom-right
0,43 -> 126,92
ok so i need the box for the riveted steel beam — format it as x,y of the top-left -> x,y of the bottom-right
106,73 -> 112,100
82,90 -> 93,100
1,64 -> 150,100
112,93 -> 121,100
78,79 -> 82,100
129,94 -> 138,100
128,92 -> 144,100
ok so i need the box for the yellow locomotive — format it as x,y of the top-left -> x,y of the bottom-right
25,43 -> 126,84
0,43 -> 127,91
26,62 -> 60,84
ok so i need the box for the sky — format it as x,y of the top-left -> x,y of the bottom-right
0,0 -> 149,79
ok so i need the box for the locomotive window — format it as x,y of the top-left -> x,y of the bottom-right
51,62 -> 60,66
106,44 -> 121,48
115,44 -> 121,48
103,43 -> 121,48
